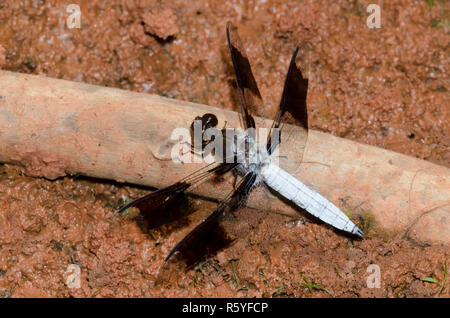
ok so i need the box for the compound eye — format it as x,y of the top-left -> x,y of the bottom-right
201,113 -> 218,130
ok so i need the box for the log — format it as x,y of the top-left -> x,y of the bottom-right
0,70 -> 448,245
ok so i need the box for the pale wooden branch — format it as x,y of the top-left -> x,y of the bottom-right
0,70 -> 448,245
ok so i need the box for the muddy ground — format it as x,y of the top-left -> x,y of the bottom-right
0,0 -> 449,297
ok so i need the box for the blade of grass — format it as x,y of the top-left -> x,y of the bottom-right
438,260 -> 448,295
301,275 -> 313,292
421,277 -> 439,283
121,196 -> 131,216
90,287 -> 104,298
311,283 -> 334,298
301,275 -> 334,297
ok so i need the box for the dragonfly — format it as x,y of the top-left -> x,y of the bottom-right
118,21 -> 363,270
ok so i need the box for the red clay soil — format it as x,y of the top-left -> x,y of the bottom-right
0,0 -> 448,297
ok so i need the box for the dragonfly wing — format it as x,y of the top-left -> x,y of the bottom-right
162,171 -> 257,268
226,21 -> 264,130
117,163 -> 238,229
266,43 -> 311,173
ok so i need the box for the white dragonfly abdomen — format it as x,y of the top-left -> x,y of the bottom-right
261,163 -> 363,237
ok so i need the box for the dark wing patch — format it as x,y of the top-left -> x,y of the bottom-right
267,45 -> 309,155
118,182 -> 191,229
117,163 -> 237,229
226,21 -> 263,130
158,171 -> 257,280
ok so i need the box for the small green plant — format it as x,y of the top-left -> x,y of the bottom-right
421,276 -> 438,283
121,196 -> 131,216
89,287 -> 104,298
334,266 -> 341,278
193,269 -> 202,286
258,268 -> 270,285
344,210 -> 352,218
432,20 -> 450,28
421,260 -> 448,295
439,260 -> 448,295
301,275 -> 334,297
359,210 -> 375,234
427,0 -> 447,12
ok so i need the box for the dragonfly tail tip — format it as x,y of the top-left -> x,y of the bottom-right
354,227 -> 364,238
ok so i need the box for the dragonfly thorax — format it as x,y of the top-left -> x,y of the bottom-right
220,129 -> 271,176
